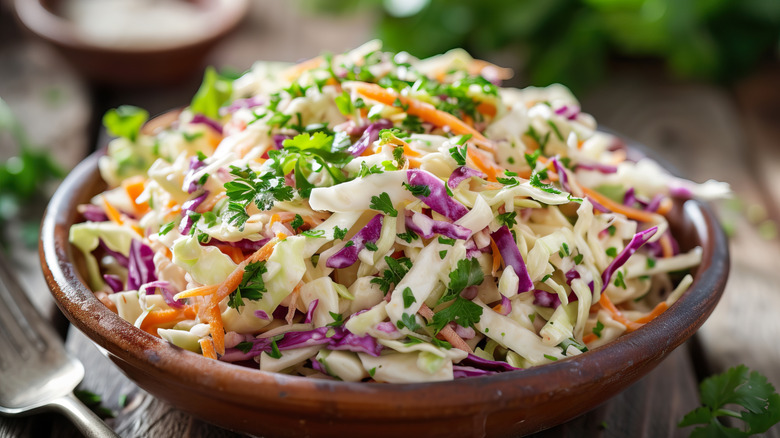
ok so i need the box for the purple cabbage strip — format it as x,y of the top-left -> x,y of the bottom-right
273,134 -> 292,150
459,353 -> 521,372
588,196 -> 612,213
304,299 -> 319,324
103,274 -> 124,292
191,114 -> 223,135
127,239 -> 157,291
551,157 -> 572,193
600,226 -> 658,292
490,225 -> 534,293
644,194 -> 663,212
554,105 -> 580,120
80,204 -> 109,222
255,310 -> 271,321
498,295 -> 512,316
447,166 -> 486,189
185,157 -> 207,194
533,289 -> 578,309
575,161 -> 618,174
220,96 -> 265,116
669,185 -> 694,198
623,187 -> 636,207
179,191 -> 210,234
453,366 -> 497,379
326,215 -> 383,269
221,326 -> 384,362
329,331 -> 383,356
206,237 -> 270,252
141,280 -> 183,308
98,238 -> 129,267
407,169 -> 469,220
347,119 -> 392,157
310,357 -> 328,374
404,211 -> 472,240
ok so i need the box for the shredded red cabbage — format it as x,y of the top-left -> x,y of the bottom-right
623,187 -> 636,207
459,353 -> 521,372
103,274 -> 123,292
533,289 -> 578,309
404,211 -> 472,240
127,239 -> 157,291
179,191 -> 210,234
447,166 -> 486,189
140,280 -> 183,308
79,204 -> 108,222
551,157 -> 572,193
191,114 -> 223,135
490,226 -> 534,293
185,157 -> 207,193
219,96 -> 265,116
600,226 -> 658,292
407,169 -> 469,220
498,295 -> 512,316
255,310 -> 271,321
205,237 -> 269,252
453,366 -> 497,379
347,119 -> 392,156
304,299 -> 319,324
98,238 -> 129,267
326,215 -> 383,269
575,161 -> 618,174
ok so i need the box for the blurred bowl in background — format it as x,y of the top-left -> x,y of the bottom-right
14,0 -> 249,87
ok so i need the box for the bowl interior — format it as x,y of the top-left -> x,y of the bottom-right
40,140 -> 729,437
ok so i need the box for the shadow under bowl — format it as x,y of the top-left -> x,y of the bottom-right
14,0 -> 249,87
40,141 -> 729,438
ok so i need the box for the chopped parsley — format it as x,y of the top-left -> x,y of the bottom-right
333,226 -> 348,240
496,211 -> 518,229
438,257 -> 484,304
403,182 -> 431,197
369,192 -> 398,217
291,214 -> 304,231
606,247 -> 618,257
371,256 -> 412,295
613,271 -> 627,289
402,287 -> 416,308
223,165 -> 294,230
159,221 -> 175,236
449,143 -> 468,166
592,320 -> 605,338
228,261 -> 268,310
429,297 -> 483,333
396,230 -> 419,243
397,313 -> 421,331
326,311 -> 344,327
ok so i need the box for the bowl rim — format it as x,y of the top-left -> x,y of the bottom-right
39,139 -> 730,420
15,0 -> 250,54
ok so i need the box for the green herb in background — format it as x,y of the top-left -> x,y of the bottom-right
0,97 -> 64,249
74,389 -> 116,419
679,365 -> 780,437
299,0 -> 780,92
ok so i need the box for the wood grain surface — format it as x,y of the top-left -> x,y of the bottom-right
1,0 -> 779,436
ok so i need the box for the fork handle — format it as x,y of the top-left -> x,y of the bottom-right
49,392 -> 121,438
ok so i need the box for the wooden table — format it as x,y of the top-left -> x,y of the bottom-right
1,1 -> 779,436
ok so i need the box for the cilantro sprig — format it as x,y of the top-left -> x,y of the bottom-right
228,261 -> 268,310
679,365 -> 780,437
224,165 -> 294,230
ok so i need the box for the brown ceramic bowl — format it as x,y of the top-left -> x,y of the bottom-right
14,0 -> 248,86
40,135 -> 729,437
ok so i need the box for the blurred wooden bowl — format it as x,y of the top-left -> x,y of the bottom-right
14,0 -> 249,86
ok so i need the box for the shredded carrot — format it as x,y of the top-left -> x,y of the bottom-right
582,333 -> 598,344
173,284 -> 219,301
467,147 -> 502,182
102,198 -> 123,225
212,240 -> 278,305
204,302 -> 225,355
122,176 -> 149,215
476,101 -> 497,117
283,55 -> 323,82
634,302 -> 668,324
598,293 -> 643,332
490,238 -> 501,276
199,338 -> 217,360
418,304 -> 472,353
581,186 -> 658,223
196,192 -> 226,214
660,234 -> 674,258
656,197 -> 673,216
140,306 -> 197,333
270,213 -> 281,224
350,82 -> 494,152
285,282 -> 303,325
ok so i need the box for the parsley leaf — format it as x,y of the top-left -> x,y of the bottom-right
497,211 -> 518,228
402,182 -> 431,197
228,261 -> 268,310
402,287 -> 416,308
396,312 -> 421,331
333,226 -> 348,240
592,320 -> 605,338
396,230 -> 419,243
369,192 -> 398,217
679,365 -> 780,437
159,221 -> 175,236
449,143 -> 468,166
102,105 -> 149,142
529,172 -> 561,194
326,311 -> 344,327
190,66 -> 233,119
291,214 -> 304,231
357,161 -> 383,178
370,256 -> 412,295
335,91 -> 354,116
438,257 -> 484,304
430,297 -> 483,332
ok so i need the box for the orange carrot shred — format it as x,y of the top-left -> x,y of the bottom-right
199,338 -> 217,360
598,293 -> 643,332
102,198 -> 124,225
582,333 -> 598,344
635,302 -> 668,324
581,186 -> 658,223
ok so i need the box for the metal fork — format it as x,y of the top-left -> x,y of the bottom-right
0,252 -> 119,437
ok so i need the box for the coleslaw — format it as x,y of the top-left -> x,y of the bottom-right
70,41 -> 729,383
